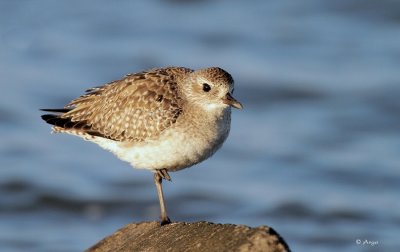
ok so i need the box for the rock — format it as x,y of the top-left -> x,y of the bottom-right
86,221 -> 291,252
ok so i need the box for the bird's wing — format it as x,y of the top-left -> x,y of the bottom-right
52,68 -> 192,142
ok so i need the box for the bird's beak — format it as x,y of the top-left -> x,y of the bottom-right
223,93 -> 243,109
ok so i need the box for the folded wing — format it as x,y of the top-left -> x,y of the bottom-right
41,68 -> 191,142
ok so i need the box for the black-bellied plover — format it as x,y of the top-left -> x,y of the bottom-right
41,67 -> 242,225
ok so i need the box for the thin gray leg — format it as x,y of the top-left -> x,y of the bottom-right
154,169 -> 171,225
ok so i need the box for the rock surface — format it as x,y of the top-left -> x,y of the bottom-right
86,221 -> 291,252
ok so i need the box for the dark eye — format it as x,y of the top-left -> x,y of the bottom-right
202,83 -> 211,92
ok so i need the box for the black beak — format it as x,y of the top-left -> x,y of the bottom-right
223,93 -> 243,109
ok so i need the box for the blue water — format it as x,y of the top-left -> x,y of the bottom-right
1,0 -> 399,251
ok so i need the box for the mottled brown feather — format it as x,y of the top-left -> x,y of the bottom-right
60,67 -> 193,142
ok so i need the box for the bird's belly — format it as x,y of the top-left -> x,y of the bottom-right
92,108 -> 231,172
128,131 -> 224,171
94,127 -> 226,171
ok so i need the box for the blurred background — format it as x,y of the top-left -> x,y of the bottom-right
1,0 -> 399,251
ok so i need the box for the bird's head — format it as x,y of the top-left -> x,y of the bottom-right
183,67 -> 243,111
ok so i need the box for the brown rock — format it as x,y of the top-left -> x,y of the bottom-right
86,221 -> 291,252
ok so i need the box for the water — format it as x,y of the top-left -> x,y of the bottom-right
1,0 -> 399,251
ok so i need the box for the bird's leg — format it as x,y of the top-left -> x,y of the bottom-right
154,169 -> 171,225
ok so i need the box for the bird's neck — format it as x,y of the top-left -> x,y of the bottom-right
181,104 -> 231,135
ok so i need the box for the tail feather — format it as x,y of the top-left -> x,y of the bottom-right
40,108 -> 72,128
41,113 -> 91,128
40,108 -> 109,139
41,114 -> 71,128
41,112 -> 109,139
40,108 -> 71,113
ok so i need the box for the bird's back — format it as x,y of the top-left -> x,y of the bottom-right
41,67 -> 193,142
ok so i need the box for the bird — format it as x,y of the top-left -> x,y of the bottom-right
41,66 -> 242,225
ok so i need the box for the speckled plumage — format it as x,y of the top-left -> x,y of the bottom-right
57,67 -> 191,142
41,66 -> 242,224
42,66 -> 241,170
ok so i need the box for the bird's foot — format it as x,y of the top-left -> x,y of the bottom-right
157,169 -> 171,181
160,216 -> 171,226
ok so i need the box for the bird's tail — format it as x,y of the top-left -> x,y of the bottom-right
40,108 -> 107,138
40,108 -> 72,127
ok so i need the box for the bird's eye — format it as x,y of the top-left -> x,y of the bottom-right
202,83 -> 211,92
